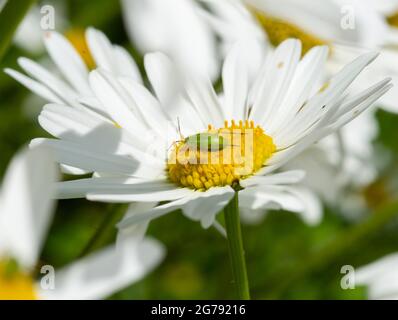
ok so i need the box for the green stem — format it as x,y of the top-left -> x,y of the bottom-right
0,0 -> 36,62
224,192 -> 250,300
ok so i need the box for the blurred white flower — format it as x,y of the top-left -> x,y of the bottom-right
121,0 -> 220,81
356,253 -> 398,299
36,235 -> 165,300
14,5 -> 47,55
0,147 -> 57,270
0,148 -> 165,300
120,0 -> 269,83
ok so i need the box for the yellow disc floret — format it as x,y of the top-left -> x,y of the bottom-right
167,121 -> 276,190
0,259 -> 37,300
249,8 -> 327,55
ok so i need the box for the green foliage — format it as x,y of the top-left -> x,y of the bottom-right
0,0 -> 36,61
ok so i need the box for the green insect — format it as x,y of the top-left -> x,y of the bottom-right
173,118 -> 227,152
184,133 -> 226,152
173,118 -> 243,152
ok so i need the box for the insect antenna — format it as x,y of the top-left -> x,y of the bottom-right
176,117 -> 184,140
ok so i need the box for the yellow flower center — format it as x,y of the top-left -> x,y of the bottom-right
387,11 -> 398,28
167,121 -> 276,190
249,7 -> 327,55
65,28 -> 96,70
362,178 -> 391,210
0,259 -> 36,300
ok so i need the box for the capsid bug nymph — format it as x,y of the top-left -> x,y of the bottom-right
172,118 -> 231,153
184,133 -> 227,152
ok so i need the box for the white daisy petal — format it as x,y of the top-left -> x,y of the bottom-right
112,45 -> 143,82
60,164 -> 91,176
240,170 -> 306,188
185,76 -> 225,128
222,43 -> 249,120
70,176 -> 194,203
262,127 -> 332,174
31,138 -> 163,179
116,202 -> 158,246
273,51 -> 381,147
281,185 -> 323,225
330,82 -> 393,130
17,57 -> 78,106
87,187 -> 194,203
267,45 -> 329,134
239,187 -> 284,211
240,184 -> 322,225
202,0 -> 267,83
117,195 -> 197,229
356,254 -> 398,285
57,177 -> 159,199
356,253 -> 398,300
86,28 -> 116,72
182,186 -> 235,228
144,53 -> 205,135
144,52 -> 183,107
118,77 -> 170,136
89,69 -> 150,136
86,28 -> 142,83
39,103 -> 160,159
43,31 -> 92,96
250,39 -> 302,127
4,68 -> 63,104
77,96 -> 107,115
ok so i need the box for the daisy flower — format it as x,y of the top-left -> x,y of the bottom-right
0,147 -> 165,300
5,10 -> 323,227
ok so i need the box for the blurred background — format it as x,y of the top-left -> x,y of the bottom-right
2,0 -> 398,299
